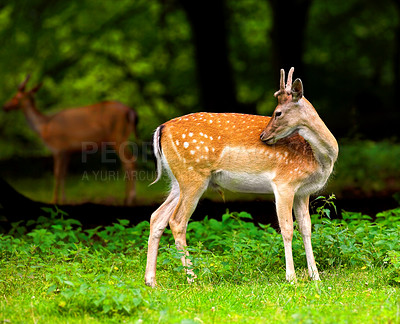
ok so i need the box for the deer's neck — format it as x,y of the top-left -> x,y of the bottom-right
21,99 -> 48,134
298,111 -> 338,174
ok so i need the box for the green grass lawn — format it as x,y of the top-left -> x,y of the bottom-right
1,266 -> 399,323
1,207 -> 400,323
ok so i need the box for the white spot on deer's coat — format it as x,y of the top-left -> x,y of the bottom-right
176,140 -> 180,146
218,136 -> 221,140
193,139 -> 197,143
204,134 -> 208,138
200,132 -> 204,136
209,120 -> 213,123
182,134 -> 186,139
189,132 -> 193,137
184,142 -> 189,148
188,166 -> 193,171
205,147 -> 209,152
190,150 -> 195,155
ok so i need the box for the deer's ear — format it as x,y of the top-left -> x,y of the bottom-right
18,74 -> 31,91
292,78 -> 303,102
30,82 -> 43,94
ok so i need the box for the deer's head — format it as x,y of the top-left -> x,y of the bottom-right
260,67 -> 309,145
3,75 -> 42,112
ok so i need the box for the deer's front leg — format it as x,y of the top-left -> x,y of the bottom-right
114,142 -> 136,205
294,195 -> 320,280
59,153 -> 70,203
52,152 -> 69,204
274,185 -> 296,282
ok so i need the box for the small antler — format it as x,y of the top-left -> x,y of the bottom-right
274,67 -> 295,103
274,69 -> 285,97
18,74 -> 31,91
285,67 -> 294,93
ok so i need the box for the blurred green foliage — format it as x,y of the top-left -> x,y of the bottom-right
332,140 -> 400,195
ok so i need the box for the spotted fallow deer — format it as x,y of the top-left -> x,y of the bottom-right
145,67 -> 338,287
3,75 -> 138,205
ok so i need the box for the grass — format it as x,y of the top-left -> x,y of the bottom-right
1,206 -> 400,323
2,267 -> 399,323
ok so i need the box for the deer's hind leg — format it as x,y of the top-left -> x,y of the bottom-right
145,182 -> 180,287
168,177 -> 209,283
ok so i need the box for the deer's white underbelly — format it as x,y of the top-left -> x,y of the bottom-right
211,170 -> 275,194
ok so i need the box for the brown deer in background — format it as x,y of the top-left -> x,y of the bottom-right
145,67 -> 338,287
3,75 -> 138,205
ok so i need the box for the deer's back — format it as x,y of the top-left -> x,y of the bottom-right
40,101 -> 134,152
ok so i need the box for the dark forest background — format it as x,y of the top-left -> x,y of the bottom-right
0,0 -> 399,203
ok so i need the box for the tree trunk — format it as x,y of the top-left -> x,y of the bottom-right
179,0 -> 241,113
268,0 -> 312,83
393,0 -> 400,105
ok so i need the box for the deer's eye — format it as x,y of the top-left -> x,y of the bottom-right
275,111 -> 282,118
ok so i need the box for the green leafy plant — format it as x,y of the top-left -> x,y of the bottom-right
311,193 -> 337,220
384,250 -> 400,286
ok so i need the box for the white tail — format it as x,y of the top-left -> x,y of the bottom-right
145,67 -> 338,287
3,75 -> 138,205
